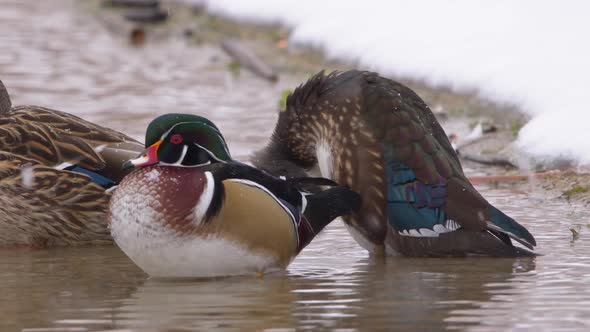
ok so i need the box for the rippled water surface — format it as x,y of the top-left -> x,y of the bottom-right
1,1 -> 590,331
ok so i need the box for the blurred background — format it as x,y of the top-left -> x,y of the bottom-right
2,1 -> 590,331
201,0 -> 590,166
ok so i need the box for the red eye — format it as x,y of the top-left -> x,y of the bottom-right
170,134 -> 183,144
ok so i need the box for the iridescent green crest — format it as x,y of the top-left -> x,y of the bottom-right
146,113 -> 232,162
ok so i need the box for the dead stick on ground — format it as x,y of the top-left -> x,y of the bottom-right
454,135 -> 492,151
221,39 -> 278,82
454,134 -> 518,169
467,170 -> 566,184
461,153 -> 517,169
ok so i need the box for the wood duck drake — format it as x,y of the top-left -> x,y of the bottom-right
109,114 -> 361,277
252,70 -> 537,257
0,80 -> 143,247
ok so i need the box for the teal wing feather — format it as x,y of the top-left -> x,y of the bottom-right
258,70 -> 535,249
357,72 -> 535,248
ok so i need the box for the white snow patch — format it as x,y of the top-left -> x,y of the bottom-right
190,0 -> 590,165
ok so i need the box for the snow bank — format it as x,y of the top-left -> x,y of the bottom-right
193,0 -> 590,165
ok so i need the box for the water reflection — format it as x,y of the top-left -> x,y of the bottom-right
0,247 -> 145,331
118,277 -> 298,331
15,239 -> 537,331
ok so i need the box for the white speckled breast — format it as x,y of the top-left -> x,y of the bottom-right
108,166 -> 278,278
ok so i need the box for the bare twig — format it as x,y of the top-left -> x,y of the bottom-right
461,153 -> 517,169
454,135 -> 493,151
103,0 -> 159,8
467,169 -> 565,184
221,39 -> 278,82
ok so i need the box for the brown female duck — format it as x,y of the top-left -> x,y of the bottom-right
0,80 -> 143,247
253,70 -> 537,257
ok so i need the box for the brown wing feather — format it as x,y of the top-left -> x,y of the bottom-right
257,71 -> 535,254
357,72 -> 489,230
0,152 -> 111,246
0,105 -> 143,173
280,71 -> 489,232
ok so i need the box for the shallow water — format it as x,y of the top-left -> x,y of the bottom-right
1,1 -> 590,331
2,187 -> 589,331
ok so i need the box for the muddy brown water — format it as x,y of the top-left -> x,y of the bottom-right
1,1 -> 590,331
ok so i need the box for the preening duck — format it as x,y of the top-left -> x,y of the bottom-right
252,70 -> 536,257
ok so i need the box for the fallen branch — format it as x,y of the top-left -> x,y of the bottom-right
467,169 -> 565,184
124,8 -> 168,23
103,0 -> 159,8
221,39 -> 278,82
460,153 -> 517,169
454,135 -> 493,151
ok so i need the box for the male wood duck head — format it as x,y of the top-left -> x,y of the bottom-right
252,70 -> 537,257
109,113 -> 361,278
122,113 -> 232,170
